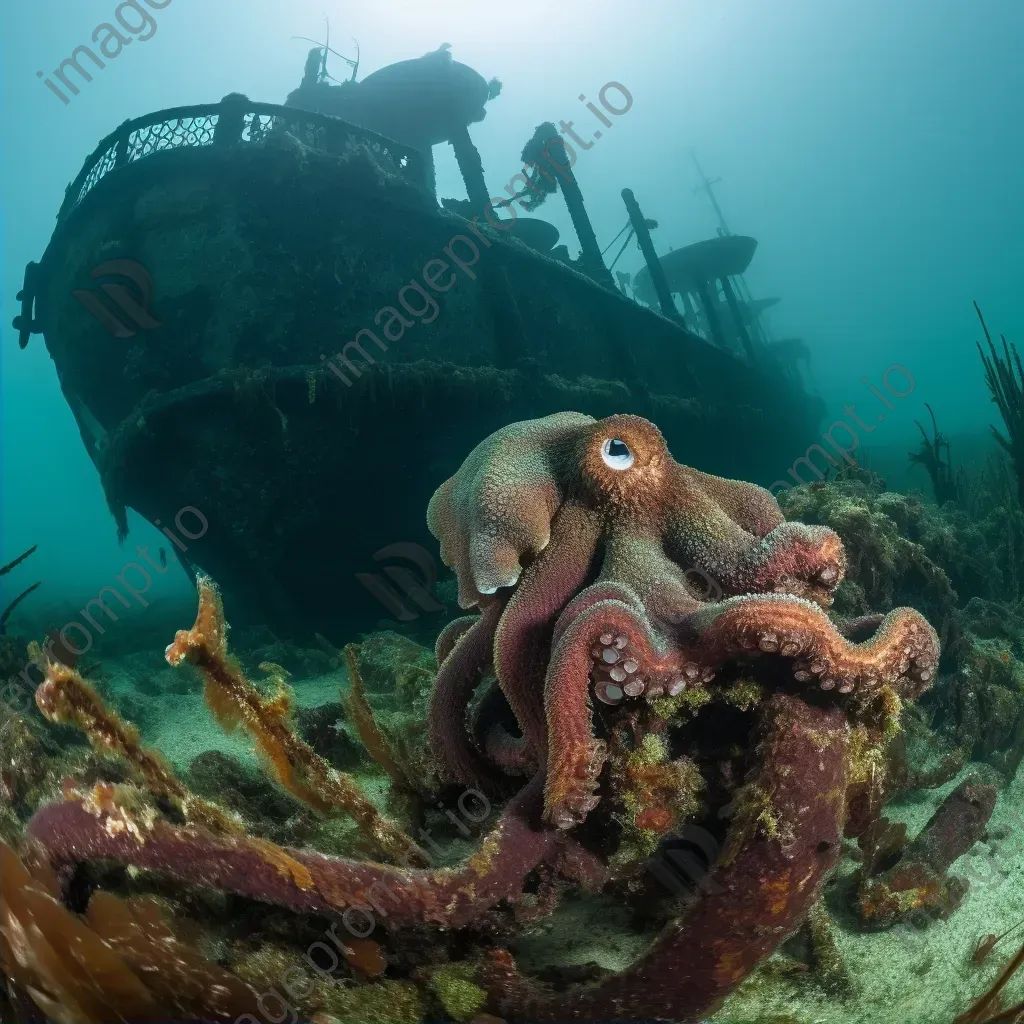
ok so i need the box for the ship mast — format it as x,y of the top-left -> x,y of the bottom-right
691,152 -> 731,238
690,152 -> 769,345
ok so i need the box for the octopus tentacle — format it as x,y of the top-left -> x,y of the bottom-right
684,594 -> 939,697
551,580 -> 644,648
435,615 -> 478,666
838,612 -> 886,640
664,483 -> 845,602
470,683 -> 536,775
543,594 -> 686,829
483,724 -> 538,774
490,694 -> 848,1022
493,504 -> 602,762
28,776 -> 560,932
427,602 -> 503,789
676,464 -> 785,537
729,521 -> 847,600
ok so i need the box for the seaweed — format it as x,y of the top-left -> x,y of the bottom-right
910,403 -> 959,505
166,576 -> 426,865
33,653 -> 242,836
0,841 -> 262,1024
0,544 -> 40,637
976,301 -> 1024,507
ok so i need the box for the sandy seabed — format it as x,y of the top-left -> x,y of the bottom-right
101,646 -> 1023,1024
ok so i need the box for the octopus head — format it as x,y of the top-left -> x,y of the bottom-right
574,414 -> 670,516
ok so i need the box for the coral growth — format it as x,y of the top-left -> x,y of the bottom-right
781,464 -> 1024,787
778,470 -> 965,640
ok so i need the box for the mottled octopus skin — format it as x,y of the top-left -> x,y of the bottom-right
427,412 -> 940,829
488,694 -> 849,1022
27,777 -> 559,932
427,603 -> 503,788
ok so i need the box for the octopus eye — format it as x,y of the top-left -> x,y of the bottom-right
601,438 -> 634,471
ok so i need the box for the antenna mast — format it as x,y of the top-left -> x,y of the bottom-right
691,151 -> 731,237
690,151 -> 773,346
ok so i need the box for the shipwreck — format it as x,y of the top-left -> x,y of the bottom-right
13,44 -> 823,637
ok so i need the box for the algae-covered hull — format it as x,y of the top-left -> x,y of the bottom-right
18,101 -> 822,637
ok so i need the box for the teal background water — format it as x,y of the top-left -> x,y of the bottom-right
2,0 -> 1022,619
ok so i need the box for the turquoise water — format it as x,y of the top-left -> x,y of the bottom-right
2,3 -> 1024,1022
3,0 -> 1023,613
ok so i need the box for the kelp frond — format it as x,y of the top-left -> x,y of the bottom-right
166,577 -> 426,865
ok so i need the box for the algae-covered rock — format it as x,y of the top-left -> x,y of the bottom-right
779,472 -> 1024,775
355,631 -> 436,706
186,749 -> 305,826
427,962 -> 488,1021
778,473 -> 963,638
319,979 -> 424,1024
295,702 -> 364,769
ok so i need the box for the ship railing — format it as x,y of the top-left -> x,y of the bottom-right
57,99 -> 430,223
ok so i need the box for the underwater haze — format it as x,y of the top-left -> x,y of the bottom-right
2,2 -> 1024,1023
2,0 -> 1023,611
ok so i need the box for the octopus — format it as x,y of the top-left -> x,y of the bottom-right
427,412 -> 940,830
16,412 -> 943,1023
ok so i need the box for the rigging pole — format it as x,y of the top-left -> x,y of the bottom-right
690,151 -> 769,344
691,152 -> 731,238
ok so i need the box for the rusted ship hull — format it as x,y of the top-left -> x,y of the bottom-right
17,102 -> 822,638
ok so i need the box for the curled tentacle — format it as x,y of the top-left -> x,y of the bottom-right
428,602 -> 503,789
683,594 -> 939,698
543,590 -> 688,829
729,521 -> 847,602
662,473 -> 845,604
470,683 -> 536,776
838,612 -> 886,640
435,615 -> 479,666
483,724 -> 538,775
488,694 -> 849,1022
551,580 -> 645,649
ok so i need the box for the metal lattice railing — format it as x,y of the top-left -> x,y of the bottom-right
58,101 -> 429,223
